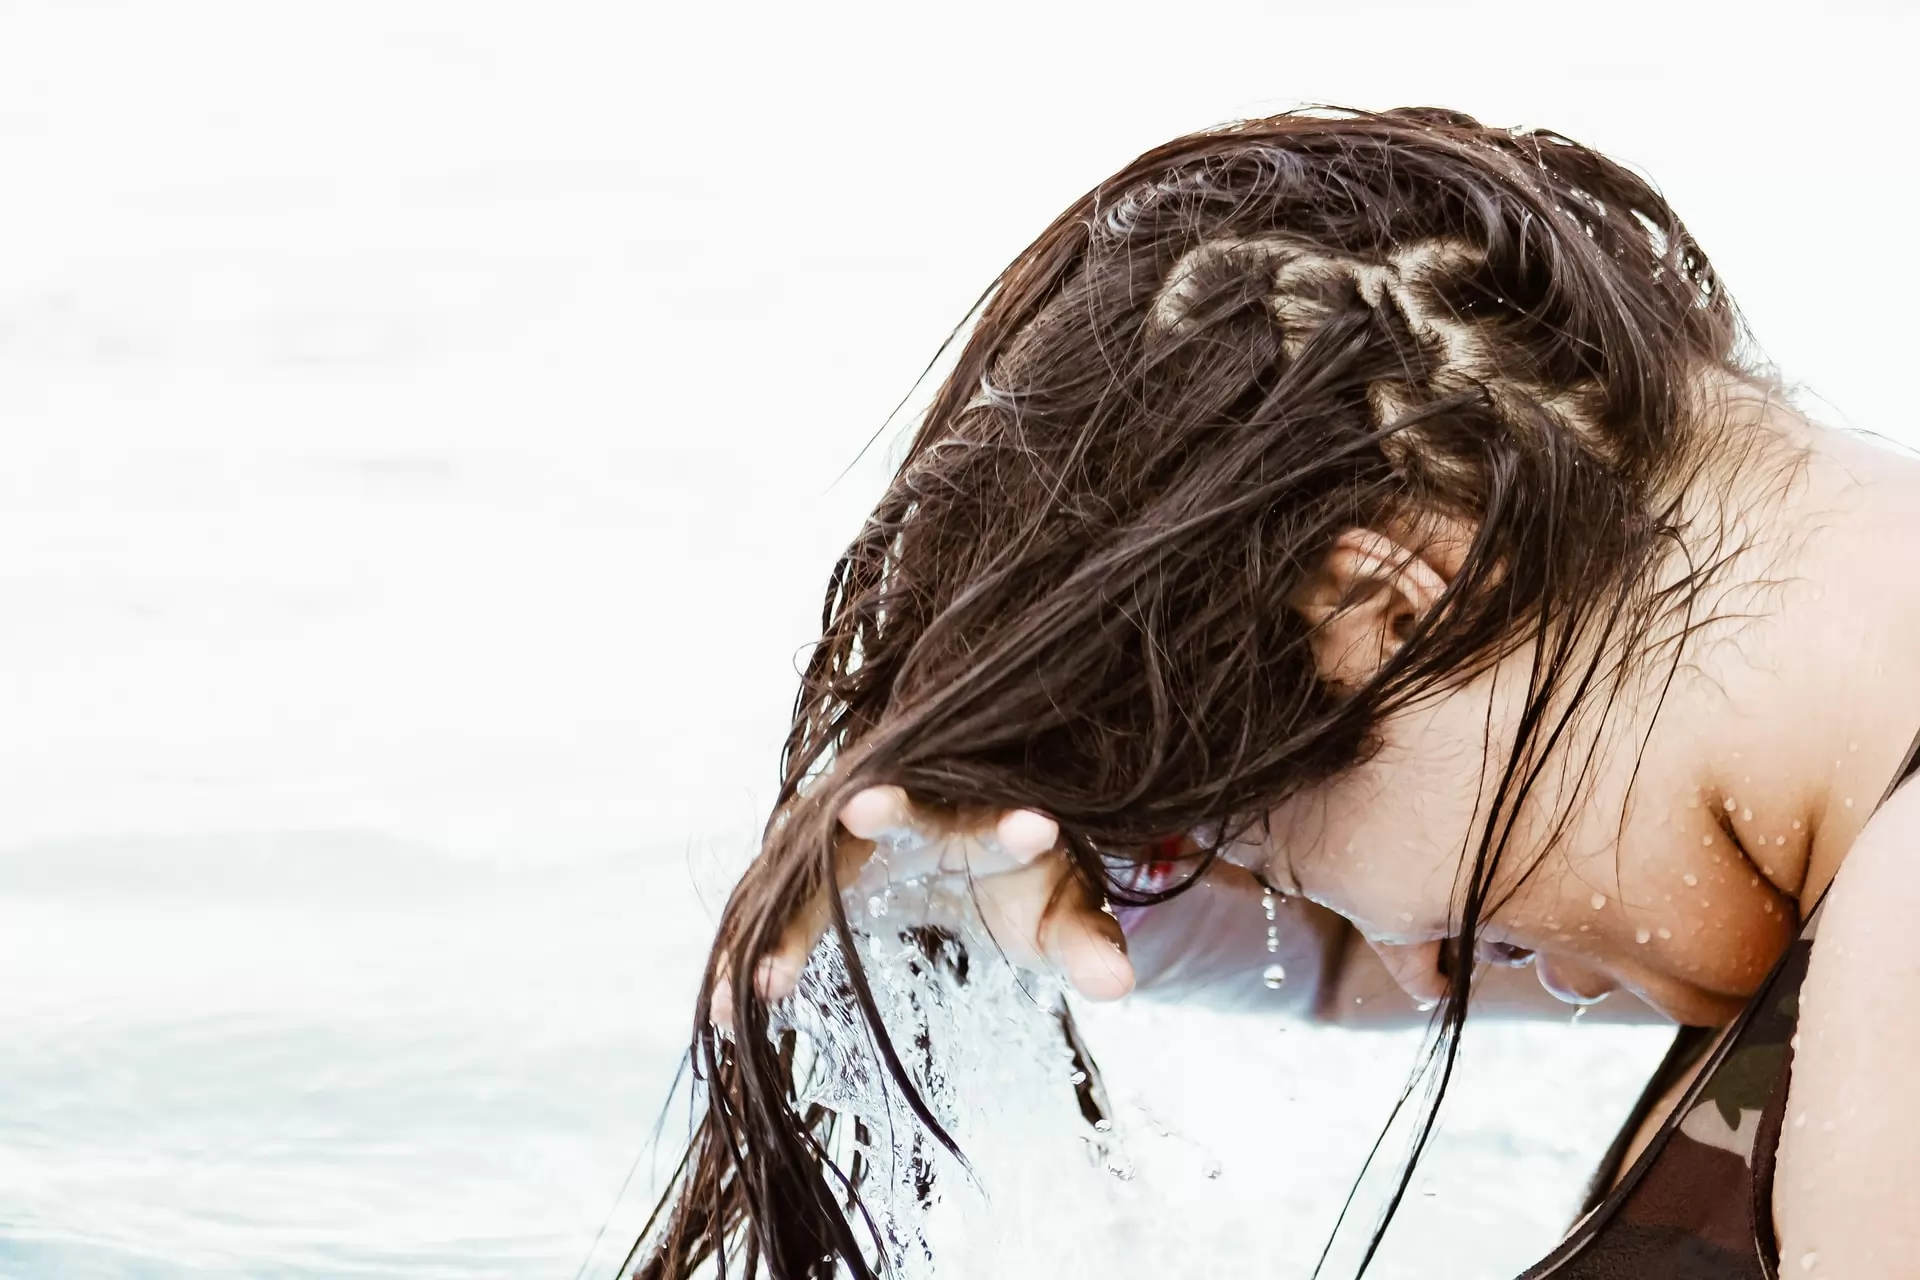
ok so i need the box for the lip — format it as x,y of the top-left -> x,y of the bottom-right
1477,940 -> 1535,968
1438,937 -> 1536,975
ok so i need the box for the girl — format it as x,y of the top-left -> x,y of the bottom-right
643,107 -> 1920,1278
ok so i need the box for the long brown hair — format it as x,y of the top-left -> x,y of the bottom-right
635,106 -> 1748,1278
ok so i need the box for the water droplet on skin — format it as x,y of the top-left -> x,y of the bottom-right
1742,807 -> 1753,822
1636,928 -> 1651,944
1579,924 -> 1591,932
1792,819 -> 1803,830
1701,899 -> 1712,908
1262,964 -> 1287,990
1724,797 -> 1738,812
1399,911 -> 1414,923
1701,835 -> 1714,846
1844,797 -> 1854,808
1684,873 -> 1699,886
1417,1000 -> 1436,1012
1794,1111 -> 1807,1128
1590,893 -> 1606,910
1775,836 -> 1786,846
1658,927 -> 1673,940
1556,933 -> 1572,942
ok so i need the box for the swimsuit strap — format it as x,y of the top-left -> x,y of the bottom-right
1521,721 -> 1920,1279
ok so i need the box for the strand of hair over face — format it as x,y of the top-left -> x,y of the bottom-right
632,105 -> 1752,1280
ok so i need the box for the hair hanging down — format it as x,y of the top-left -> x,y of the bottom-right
635,106 -> 1750,1278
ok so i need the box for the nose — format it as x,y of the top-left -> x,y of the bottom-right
1367,939 -> 1451,1006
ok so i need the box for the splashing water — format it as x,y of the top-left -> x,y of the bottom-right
639,854 -> 1679,1279
747,872 -> 1187,1277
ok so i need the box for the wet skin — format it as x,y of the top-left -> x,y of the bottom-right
724,390 -> 1920,1277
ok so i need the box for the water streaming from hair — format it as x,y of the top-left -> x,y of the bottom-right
636,104 -> 1758,1278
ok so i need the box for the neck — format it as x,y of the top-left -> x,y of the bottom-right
1656,388 -> 1920,910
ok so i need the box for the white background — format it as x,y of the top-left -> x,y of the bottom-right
0,2 -> 1914,1277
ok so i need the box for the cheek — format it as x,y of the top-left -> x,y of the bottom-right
1270,773 -> 1468,940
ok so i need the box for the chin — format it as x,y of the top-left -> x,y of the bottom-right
1635,984 -> 1748,1028
1601,968 -> 1751,1027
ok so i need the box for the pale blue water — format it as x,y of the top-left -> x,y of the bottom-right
0,837 -> 708,1279
0,831 -> 1673,1279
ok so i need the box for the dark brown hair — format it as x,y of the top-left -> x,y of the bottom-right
634,105 -> 1746,1278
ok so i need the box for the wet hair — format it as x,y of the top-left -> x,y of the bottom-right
634,105 -> 1752,1278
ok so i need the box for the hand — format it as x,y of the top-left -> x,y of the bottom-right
710,786 -> 1135,1026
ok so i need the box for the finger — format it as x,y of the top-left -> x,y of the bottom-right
973,855 -> 1135,1001
758,885 -> 831,1003
707,884 -> 834,1032
710,970 -> 736,1030
1036,877 -> 1135,1002
838,785 -> 914,842
994,809 -> 1059,864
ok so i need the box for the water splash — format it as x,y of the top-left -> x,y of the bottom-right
758,874 -> 1156,1277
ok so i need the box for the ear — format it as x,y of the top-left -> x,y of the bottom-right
1289,527 -> 1451,690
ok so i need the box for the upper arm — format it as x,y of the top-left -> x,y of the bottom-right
1774,779 -> 1920,1275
